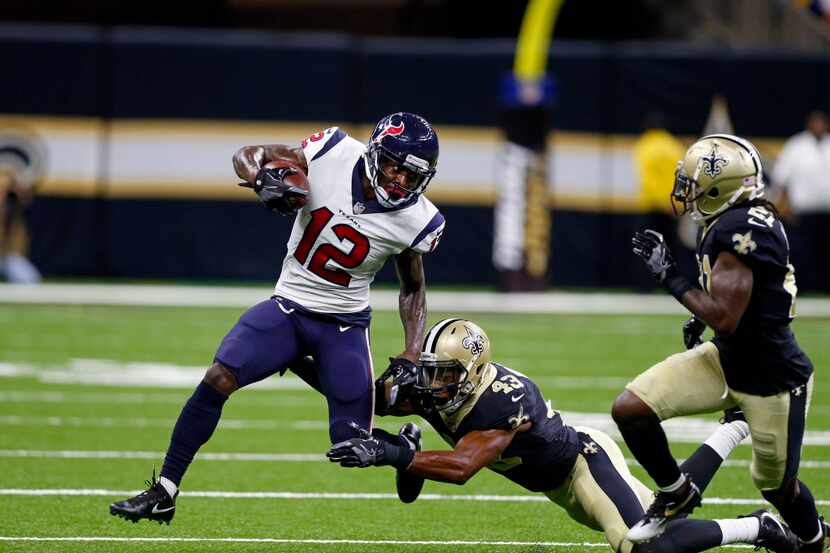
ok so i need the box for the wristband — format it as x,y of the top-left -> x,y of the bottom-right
384,440 -> 416,470
663,272 -> 694,302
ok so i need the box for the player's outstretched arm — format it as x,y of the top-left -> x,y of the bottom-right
391,249 -> 427,364
632,230 -> 752,335
678,252 -> 752,335
232,144 -> 307,185
407,426 -> 526,485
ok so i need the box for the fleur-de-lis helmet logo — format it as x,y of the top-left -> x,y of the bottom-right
462,326 -> 485,356
701,144 -> 729,178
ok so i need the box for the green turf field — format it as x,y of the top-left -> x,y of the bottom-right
0,303 -> 828,552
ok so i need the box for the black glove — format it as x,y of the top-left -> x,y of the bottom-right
682,316 -> 706,349
248,166 -> 308,215
632,229 -> 693,301
326,422 -> 414,469
374,357 -> 419,416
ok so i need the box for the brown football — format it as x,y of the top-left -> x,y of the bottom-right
263,159 -> 310,193
263,159 -> 310,210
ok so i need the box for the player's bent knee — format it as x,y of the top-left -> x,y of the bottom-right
204,362 -> 240,396
612,390 -> 655,424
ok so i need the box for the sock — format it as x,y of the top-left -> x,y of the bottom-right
704,420 -> 750,459
659,473 -> 687,494
715,518 -> 760,544
772,480 -> 821,543
646,519 -> 723,552
160,381 -> 228,486
158,476 -> 178,499
616,414 -> 682,488
679,421 -> 748,493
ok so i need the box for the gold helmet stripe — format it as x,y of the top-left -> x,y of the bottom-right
423,318 -> 464,354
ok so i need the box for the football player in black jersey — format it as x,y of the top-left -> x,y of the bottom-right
613,134 -> 827,551
329,318 -> 801,553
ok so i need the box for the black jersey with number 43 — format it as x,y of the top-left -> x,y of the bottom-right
696,204 -> 813,395
420,362 -> 579,492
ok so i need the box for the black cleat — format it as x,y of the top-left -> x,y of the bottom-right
109,471 -> 177,525
626,474 -> 702,543
396,422 -> 424,504
740,509 -> 799,553
720,407 -> 747,425
798,516 -> 829,553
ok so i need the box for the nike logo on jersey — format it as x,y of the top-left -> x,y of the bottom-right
511,393 -> 525,402
339,325 -> 353,333
151,504 -> 175,514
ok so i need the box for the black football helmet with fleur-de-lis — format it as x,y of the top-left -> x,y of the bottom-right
672,134 -> 766,223
414,318 -> 492,415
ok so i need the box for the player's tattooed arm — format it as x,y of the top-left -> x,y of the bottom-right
232,144 -> 308,185
679,251 -> 753,335
408,425 -> 528,485
393,249 -> 427,363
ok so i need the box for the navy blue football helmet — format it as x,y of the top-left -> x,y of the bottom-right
364,112 -> 439,208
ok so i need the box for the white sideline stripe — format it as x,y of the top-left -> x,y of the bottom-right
0,450 -> 322,461
2,283 -> 830,316
4,449 -> 830,469
0,390 -> 315,404
3,488 -> 829,507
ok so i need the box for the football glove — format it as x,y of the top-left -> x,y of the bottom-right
374,357 -> 419,416
249,166 -> 308,215
631,230 -> 693,301
682,316 -> 706,349
326,422 -> 414,469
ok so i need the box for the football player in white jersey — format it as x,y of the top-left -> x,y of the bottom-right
110,112 -> 445,524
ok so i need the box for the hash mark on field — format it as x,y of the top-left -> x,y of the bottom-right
2,488 -> 828,506
0,536 -> 758,548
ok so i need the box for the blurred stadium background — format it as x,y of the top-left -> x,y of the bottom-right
1,1 -> 829,551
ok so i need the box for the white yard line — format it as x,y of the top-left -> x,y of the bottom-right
0,415 -> 328,431
2,488 -> 828,507
1,406 -> 829,446
2,449 -> 829,468
0,362 -> 637,391
2,283 -> 829,316
0,536 -> 756,549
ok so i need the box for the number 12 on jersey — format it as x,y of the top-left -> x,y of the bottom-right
294,207 -> 370,287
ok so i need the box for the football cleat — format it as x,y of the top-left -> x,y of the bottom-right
739,509 -> 799,553
798,516 -> 829,553
109,471 -> 177,525
396,422 -> 424,503
626,474 -> 702,543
